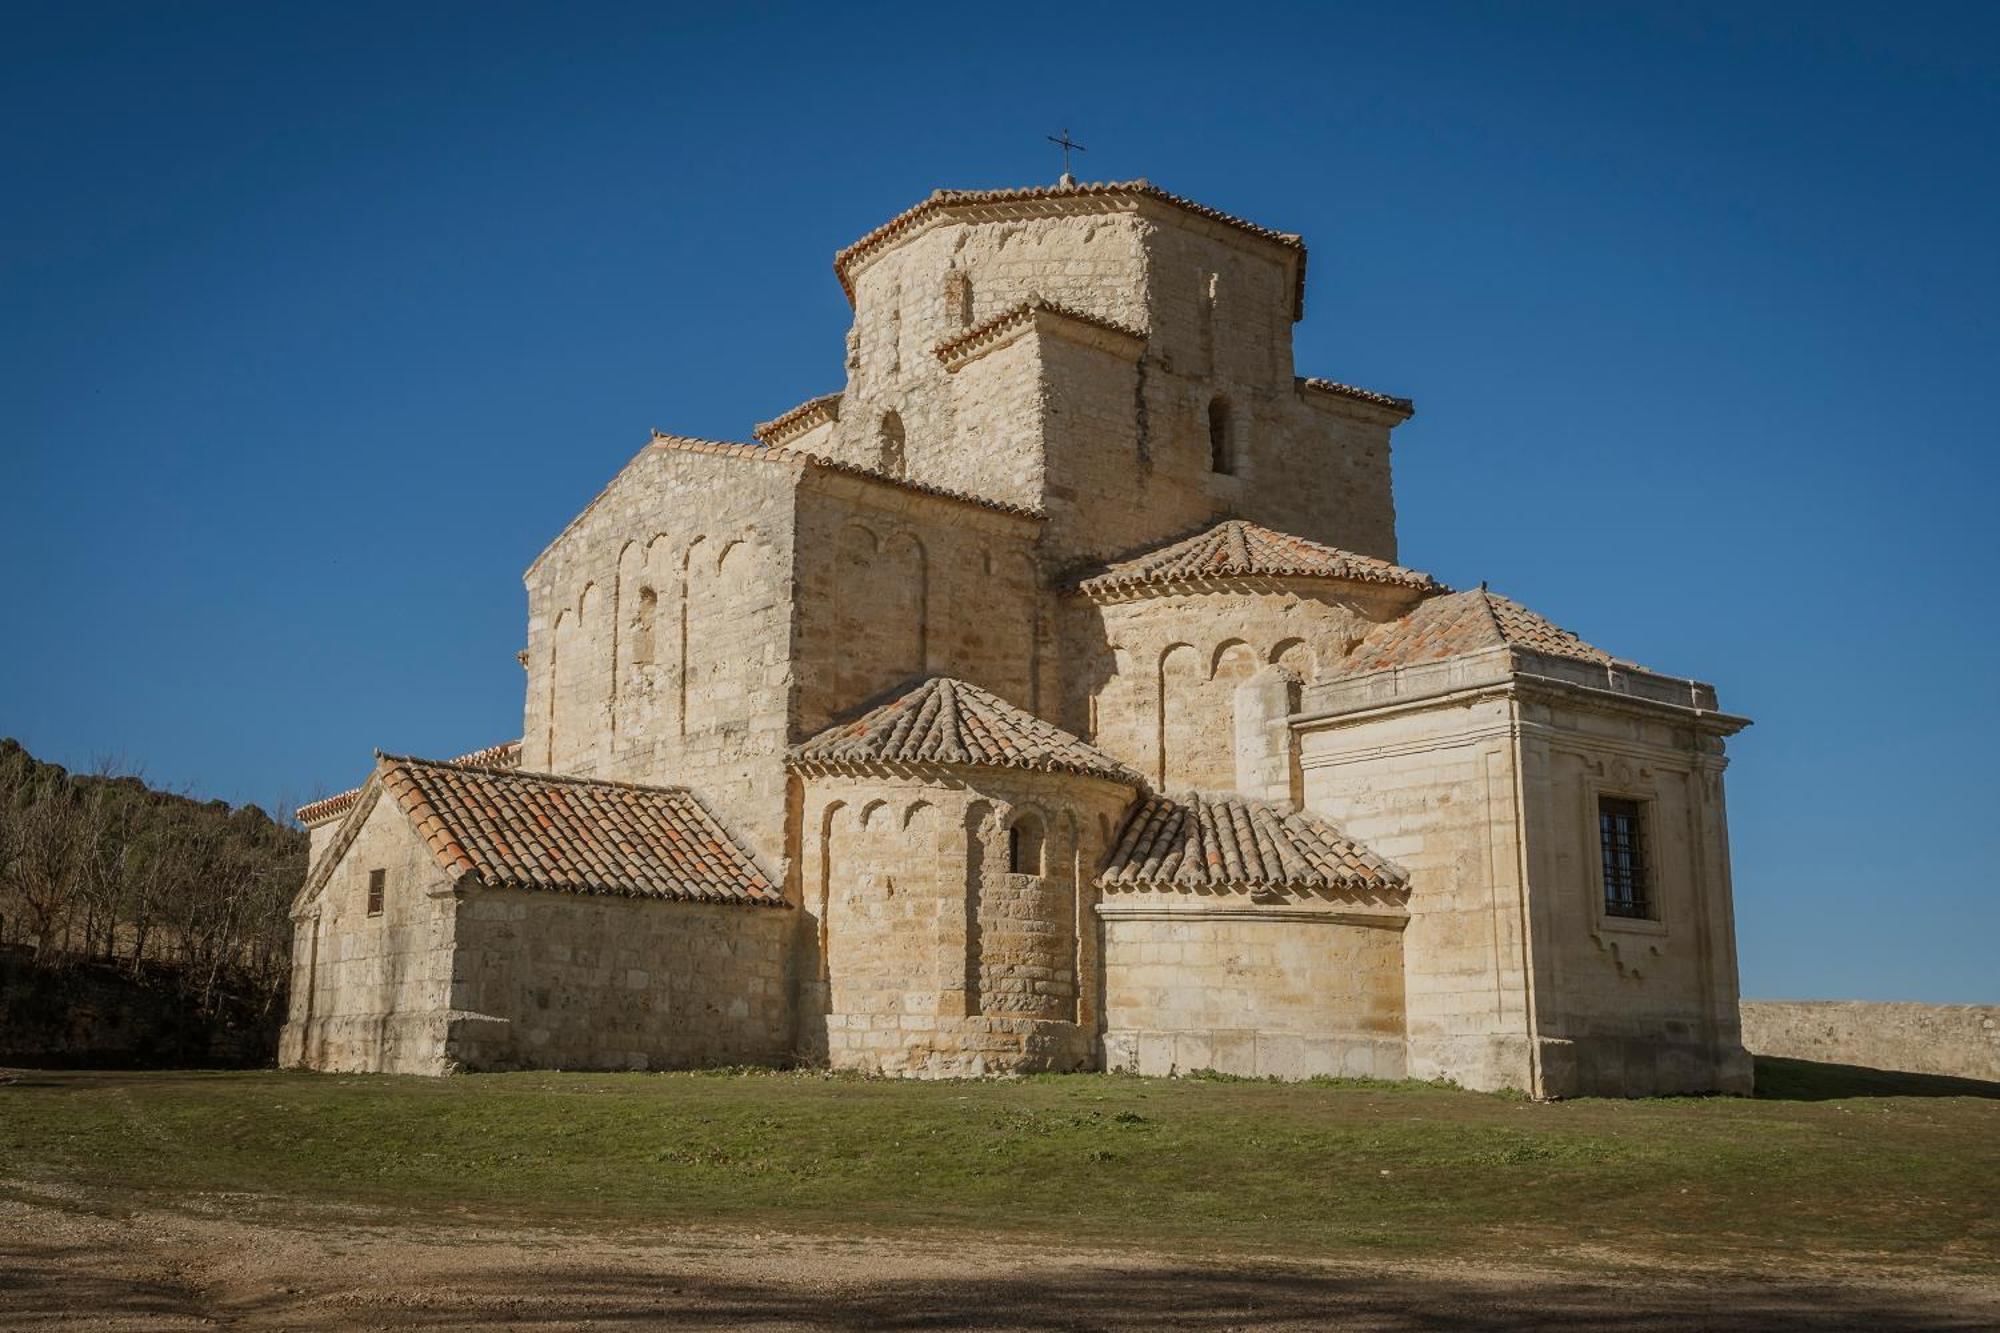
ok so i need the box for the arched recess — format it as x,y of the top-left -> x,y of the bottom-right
677,535 -> 707,739
1060,810 -> 1083,1024
831,523 -> 881,709
963,800 -> 995,1017
1007,808 -> 1047,876
1157,642 -> 1202,789
815,799 -> 848,986
883,532 -> 928,678
1271,637 -> 1317,681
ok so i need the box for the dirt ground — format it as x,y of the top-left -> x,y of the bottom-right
2,1190 -> 1995,1332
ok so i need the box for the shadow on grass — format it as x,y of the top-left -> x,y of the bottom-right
3,1236 -> 1994,1331
1755,1055 -> 2000,1101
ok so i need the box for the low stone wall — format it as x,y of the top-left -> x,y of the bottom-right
1741,1000 -> 2000,1084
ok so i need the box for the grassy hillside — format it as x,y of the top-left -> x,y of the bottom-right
3,1063 -> 1994,1277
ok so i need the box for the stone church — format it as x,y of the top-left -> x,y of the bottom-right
283,177 -> 1754,1098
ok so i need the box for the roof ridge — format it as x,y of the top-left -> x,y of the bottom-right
1098,791 -> 1406,895
1071,517 -> 1441,596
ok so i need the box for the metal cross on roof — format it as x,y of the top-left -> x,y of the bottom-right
1047,128 -> 1086,182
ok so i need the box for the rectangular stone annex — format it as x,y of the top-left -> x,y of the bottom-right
285,175 -> 1754,1097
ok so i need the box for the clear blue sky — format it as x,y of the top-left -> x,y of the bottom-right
4,3 -> 1995,1002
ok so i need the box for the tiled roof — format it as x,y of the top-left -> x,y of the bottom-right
752,391 -> 841,447
1337,587 -> 1620,676
1100,793 -> 1406,895
1298,377 -> 1416,420
791,676 -> 1139,785
834,180 -> 1309,320
933,297 -> 1145,368
298,739 -> 521,826
1073,520 -> 1441,596
369,755 -> 783,906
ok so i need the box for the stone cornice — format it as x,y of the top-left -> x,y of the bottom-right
1293,654 -> 1750,743
934,298 -> 1146,373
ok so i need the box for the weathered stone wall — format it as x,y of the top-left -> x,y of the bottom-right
1099,901 -> 1407,1080
1064,582 -> 1418,790
446,889 -> 793,1072
1297,648 -> 1751,1098
828,197 -> 1403,571
1741,1001 -> 2000,1084
522,445 -> 801,869
280,791 -> 459,1074
1519,684 -> 1750,1098
795,767 -> 1133,1075
792,476 -> 1045,732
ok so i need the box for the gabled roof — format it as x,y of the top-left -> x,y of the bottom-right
299,754 -> 784,909
1337,587 -> 1620,676
1073,520 -> 1441,597
1100,793 -> 1405,895
298,739 -> 521,826
834,179 -> 1309,320
791,676 -> 1139,786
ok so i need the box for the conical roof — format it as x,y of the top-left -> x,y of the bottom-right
1338,587 -> 1620,675
1075,519 -> 1440,596
1100,793 -> 1405,895
792,677 -> 1139,785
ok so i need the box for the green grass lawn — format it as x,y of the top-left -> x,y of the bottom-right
3,1059 -> 1995,1276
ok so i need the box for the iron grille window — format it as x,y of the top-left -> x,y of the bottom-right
367,868 -> 385,917
1598,798 -> 1650,919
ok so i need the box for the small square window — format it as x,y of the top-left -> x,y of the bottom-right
366,868 -> 386,917
1598,798 -> 1650,919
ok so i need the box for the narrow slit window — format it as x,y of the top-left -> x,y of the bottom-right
1598,798 -> 1650,919
1008,813 -> 1045,876
366,868 -> 386,917
1208,397 -> 1233,474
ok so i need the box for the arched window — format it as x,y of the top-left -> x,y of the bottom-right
1008,811 -> 1045,876
879,410 -> 906,478
632,586 -> 657,665
1208,396 -> 1234,475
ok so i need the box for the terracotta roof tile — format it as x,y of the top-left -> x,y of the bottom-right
791,676 -> 1139,786
1073,520 -> 1441,596
1100,793 -> 1405,895
834,180 -> 1309,319
1337,587 -> 1621,676
752,392 -> 842,447
1298,377 -> 1416,420
374,755 -> 782,906
298,739 -> 521,826
932,297 -> 1145,368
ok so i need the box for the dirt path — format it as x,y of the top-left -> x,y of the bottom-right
2,1191 -> 1995,1331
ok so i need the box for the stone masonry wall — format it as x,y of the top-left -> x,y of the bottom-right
1065,582 -> 1420,790
792,476 -> 1045,733
796,768 -> 1133,1076
281,791 -> 459,1074
446,888 -> 792,1072
1519,692 -> 1751,1098
1741,1001 -> 2000,1084
1099,902 -> 1407,1080
522,445 -> 801,869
